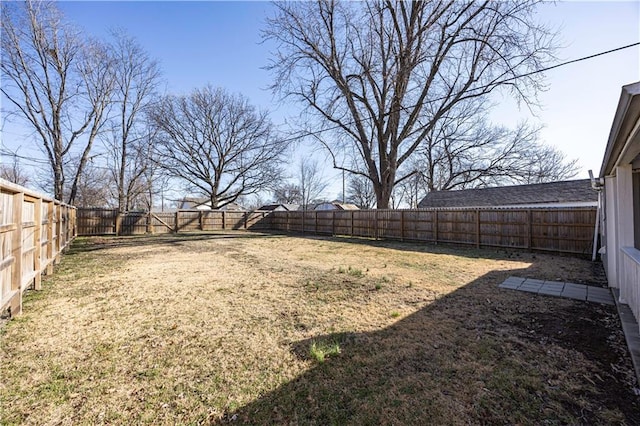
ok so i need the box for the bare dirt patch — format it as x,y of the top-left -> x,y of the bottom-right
0,232 -> 638,424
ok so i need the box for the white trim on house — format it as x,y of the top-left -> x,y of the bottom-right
600,81 -> 640,332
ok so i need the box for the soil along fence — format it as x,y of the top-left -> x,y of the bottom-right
269,208 -> 597,256
77,207 -> 596,256
0,179 -> 76,317
76,209 -> 272,236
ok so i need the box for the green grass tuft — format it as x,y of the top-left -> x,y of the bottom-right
310,340 -> 341,363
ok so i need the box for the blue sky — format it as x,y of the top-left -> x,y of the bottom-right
2,1 -> 639,201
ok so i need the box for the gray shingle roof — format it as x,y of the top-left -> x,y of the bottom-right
418,179 -> 597,209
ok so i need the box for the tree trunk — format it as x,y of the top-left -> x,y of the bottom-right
53,166 -> 64,202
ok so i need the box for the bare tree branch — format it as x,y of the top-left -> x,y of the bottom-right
298,158 -> 329,209
101,30 -> 162,212
346,174 -> 376,209
150,86 -> 286,209
1,0 -> 114,203
265,0 -> 557,208
0,155 -> 31,186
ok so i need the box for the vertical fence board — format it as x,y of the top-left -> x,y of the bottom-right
76,207 -> 596,256
0,180 -> 75,318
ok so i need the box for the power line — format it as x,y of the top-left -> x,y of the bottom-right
0,150 -> 50,165
276,41 -> 640,145
2,41 -> 638,168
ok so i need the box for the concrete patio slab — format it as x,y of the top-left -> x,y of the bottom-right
564,282 -> 586,289
587,295 -> 615,305
503,276 -> 526,285
588,287 -> 613,297
498,281 -> 521,290
540,282 -> 564,293
538,287 -> 563,297
498,276 -> 611,305
561,290 -> 587,301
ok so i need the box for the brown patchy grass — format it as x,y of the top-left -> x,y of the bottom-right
0,232 -> 638,425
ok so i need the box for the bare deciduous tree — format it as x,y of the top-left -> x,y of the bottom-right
298,158 -> 328,209
0,155 -> 30,187
68,161 -> 111,208
138,128 -> 169,212
412,98 -> 579,193
265,0 -> 557,208
392,171 -> 425,208
346,174 -> 376,209
516,144 -> 579,184
150,86 -> 285,209
1,0 -> 114,203
103,31 -> 162,213
273,183 -> 302,204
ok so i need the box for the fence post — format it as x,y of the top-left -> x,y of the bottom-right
222,211 -> 226,230
476,209 -> 481,249
400,210 -> 405,242
434,210 -> 439,244
146,211 -> 153,234
527,209 -> 532,249
60,206 -> 66,248
115,212 -> 122,236
332,211 -> 335,236
46,202 -> 54,274
199,210 -> 204,231
71,207 -> 77,238
350,211 -> 354,236
34,198 -> 42,290
302,211 -> 305,234
10,192 -> 24,315
55,203 -> 62,264
315,211 -> 318,234
175,211 -> 180,233
244,212 -> 248,229
374,209 -> 379,240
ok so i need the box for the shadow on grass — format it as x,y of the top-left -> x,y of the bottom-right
53,232 -> 635,423
258,229 -> 589,260
260,231 -> 607,286
227,267 -> 639,425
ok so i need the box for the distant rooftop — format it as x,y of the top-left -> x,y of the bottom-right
257,204 -> 300,211
418,179 -> 597,209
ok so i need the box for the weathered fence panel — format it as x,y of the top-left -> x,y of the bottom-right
77,209 -> 272,236
0,179 -> 76,317
77,208 -> 116,235
76,206 -> 596,256
269,207 -> 597,256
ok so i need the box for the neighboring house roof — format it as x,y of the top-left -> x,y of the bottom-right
258,204 -> 301,211
335,202 -> 360,210
178,197 -> 210,210
418,179 -> 597,209
314,201 -> 360,211
600,81 -> 640,177
217,202 -> 245,211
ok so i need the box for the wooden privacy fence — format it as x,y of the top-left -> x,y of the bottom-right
0,179 -> 76,317
269,208 -> 597,255
77,206 -> 597,256
76,209 -> 272,236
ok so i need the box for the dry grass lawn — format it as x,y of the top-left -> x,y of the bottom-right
1,232 -> 638,425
